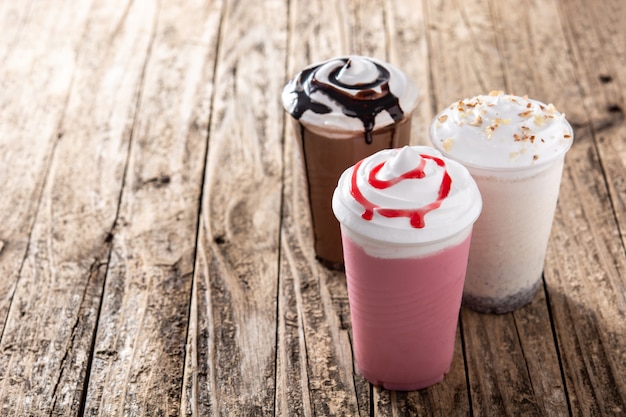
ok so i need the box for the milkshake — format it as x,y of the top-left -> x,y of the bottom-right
332,146 -> 482,390
430,91 -> 574,313
282,56 -> 418,269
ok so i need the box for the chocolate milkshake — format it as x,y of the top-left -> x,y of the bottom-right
282,56 -> 418,269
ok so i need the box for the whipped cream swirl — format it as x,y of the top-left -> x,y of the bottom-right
430,92 -> 573,169
282,56 -> 418,142
333,146 -> 482,246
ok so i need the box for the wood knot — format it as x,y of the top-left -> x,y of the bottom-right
607,104 -> 623,115
143,174 -> 171,188
599,74 -> 613,83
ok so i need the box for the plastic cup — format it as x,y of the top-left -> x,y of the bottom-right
282,56 -> 418,269
430,92 -> 574,313
333,146 -> 482,390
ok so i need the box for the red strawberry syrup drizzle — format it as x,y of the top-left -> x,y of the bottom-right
349,154 -> 452,228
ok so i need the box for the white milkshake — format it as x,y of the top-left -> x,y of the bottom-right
429,91 -> 573,313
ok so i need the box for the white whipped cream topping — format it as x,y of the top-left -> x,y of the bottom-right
282,56 -> 418,136
334,56 -> 378,85
429,92 -> 574,169
332,146 -> 482,250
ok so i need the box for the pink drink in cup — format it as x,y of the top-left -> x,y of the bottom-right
332,146 -> 482,390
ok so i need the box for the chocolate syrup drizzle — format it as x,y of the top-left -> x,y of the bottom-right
289,58 -> 405,144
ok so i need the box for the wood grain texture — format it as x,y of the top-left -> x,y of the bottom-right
385,0 -> 434,147
278,134 -> 364,416
546,128 -> 626,415
426,0 -> 578,415
0,0 -> 145,415
0,0 -> 624,415
80,0 -> 220,415
548,0 -> 626,414
279,1 -> 365,416
189,0 -> 287,415
0,0 -> 92,336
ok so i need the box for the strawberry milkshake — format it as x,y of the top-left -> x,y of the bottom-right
332,146 -> 482,390
430,92 -> 574,313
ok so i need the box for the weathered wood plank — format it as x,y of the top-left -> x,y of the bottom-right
426,0 -> 572,415
0,0 -> 91,335
424,0 -> 505,101
277,210 -> 361,416
80,1 -> 220,415
176,1 -> 225,414
40,0 -> 161,414
511,291 -> 570,417
556,0 -> 626,243
546,125 -> 626,415
544,0 -> 626,414
278,133 -> 364,416
486,0 -> 582,108
345,0 -> 388,58
188,0 -> 287,414
385,0 -> 435,147
0,0 -> 147,415
1,1 -> 625,416
277,1 -> 365,416
462,309 -> 546,416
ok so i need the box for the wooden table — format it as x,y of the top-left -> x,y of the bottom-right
1,0 -> 625,415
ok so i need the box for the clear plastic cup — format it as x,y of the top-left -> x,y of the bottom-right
282,56 -> 418,269
430,92 -> 573,313
333,146 -> 482,390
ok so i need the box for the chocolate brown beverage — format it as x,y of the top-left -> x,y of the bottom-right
282,56 -> 418,269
